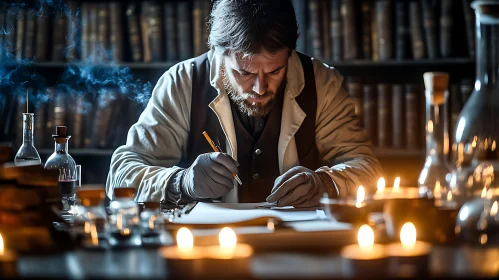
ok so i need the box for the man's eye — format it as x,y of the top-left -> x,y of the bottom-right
270,70 -> 281,76
240,72 -> 252,77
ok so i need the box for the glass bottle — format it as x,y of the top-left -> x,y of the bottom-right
140,202 -> 170,246
449,1 -> 499,205
74,187 -> 109,249
14,113 -> 41,166
108,187 -> 142,247
44,126 -> 78,215
418,72 -> 452,202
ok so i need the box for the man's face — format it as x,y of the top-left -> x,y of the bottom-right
222,48 -> 289,117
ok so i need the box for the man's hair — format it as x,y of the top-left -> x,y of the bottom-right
208,0 -> 298,56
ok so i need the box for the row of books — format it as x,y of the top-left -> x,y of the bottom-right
295,0 -> 476,62
0,88 -> 143,150
0,0 -> 211,63
347,78 -> 474,149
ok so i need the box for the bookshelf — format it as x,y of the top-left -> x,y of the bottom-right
0,0 -> 477,186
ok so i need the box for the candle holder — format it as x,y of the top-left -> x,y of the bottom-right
321,186 -> 369,225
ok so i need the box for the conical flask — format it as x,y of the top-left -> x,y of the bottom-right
14,113 -> 41,166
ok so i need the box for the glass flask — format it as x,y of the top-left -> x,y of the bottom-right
140,202 -> 171,246
44,126 -> 78,215
74,187 -> 109,249
418,72 -> 452,202
108,187 -> 142,247
14,113 -> 41,166
449,1 -> 499,206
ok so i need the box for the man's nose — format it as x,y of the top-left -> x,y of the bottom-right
252,75 -> 268,95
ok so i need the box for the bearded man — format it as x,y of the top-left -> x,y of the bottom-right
106,0 -> 381,207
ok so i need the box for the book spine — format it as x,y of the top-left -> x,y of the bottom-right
34,100 -> 46,149
377,83 -> 391,148
52,9 -> 67,62
405,84 -> 420,149
330,0 -> 342,61
177,0 -> 193,60
15,8 -> 25,61
321,0 -> 331,60
376,0 -> 393,60
293,0 -> 308,53
80,3 -> 89,60
140,2 -> 152,63
193,0 -> 203,57
126,3 -> 143,62
5,7 -> 17,59
347,79 -> 363,121
0,7 -> 4,61
395,0 -> 410,60
66,1 -> 78,61
164,2 -> 178,61
23,9 -> 36,60
342,0 -> 358,60
53,90 -> 66,128
409,0 -> 425,59
89,4 -> 98,63
70,94 -> 84,149
371,3 -> 379,61
44,88 -> 55,144
391,84 -> 404,148
146,2 -> 163,61
308,0 -> 322,58
462,0 -> 475,57
362,84 -> 377,146
35,4 -> 49,61
109,2 -> 124,62
421,0 -> 438,59
440,0 -> 453,58
361,1 -> 372,60
97,3 -> 110,61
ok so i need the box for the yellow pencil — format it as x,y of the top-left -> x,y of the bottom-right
202,131 -> 242,185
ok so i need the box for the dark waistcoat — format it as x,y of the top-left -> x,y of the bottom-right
179,52 -> 324,202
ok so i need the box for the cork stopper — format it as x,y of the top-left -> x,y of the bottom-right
77,187 -> 106,207
53,126 -> 68,138
114,187 -> 136,199
143,201 -> 161,210
423,72 -> 449,105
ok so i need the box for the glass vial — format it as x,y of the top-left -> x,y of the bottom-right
14,113 -> 41,166
108,187 -> 142,247
449,1 -> 499,204
418,72 -> 451,202
74,187 -> 109,250
44,126 -> 78,215
140,202 -> 170,246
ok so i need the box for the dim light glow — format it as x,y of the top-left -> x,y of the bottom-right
434,181 -> 441,199
356,186 -> 365,207
427,120 -> 434,133
91,224 -> 98,246
491,201 -> 498,216
493,141 -> 497,151
357,225 -> 374,248
400,222 -> 416,248
219,227 -> 237,248
177,227 -> 194,250
377,177 -> 385,193
482,187 -> 487,198
0,233 -> 3,255
447,191 -> 453,201
394,177 -> 401,191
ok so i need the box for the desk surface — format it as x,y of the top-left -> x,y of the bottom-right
18,245 -> 499,279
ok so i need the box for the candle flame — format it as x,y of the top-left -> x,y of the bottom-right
356,185 -> 365,207
0,233 -> 3,255
357,225 -> 374,248
394,177 -> 400,191
482,187 -> 487,198
400,222 -> 416,247
447,191 -> 453,201
219,227 -> 237,248
491,201 -> 498,216
377,177 -> 385,193
434,181 -> 441,199
176,227 -> 193,249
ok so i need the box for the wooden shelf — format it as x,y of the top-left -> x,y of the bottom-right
38,148 -> 424,158
2,57 -> 475,70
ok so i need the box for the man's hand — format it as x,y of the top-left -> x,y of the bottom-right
266,166 -> 333,208
180,153 -> 239,199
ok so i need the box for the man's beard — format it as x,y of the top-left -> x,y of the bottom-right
222,67 -> 285,117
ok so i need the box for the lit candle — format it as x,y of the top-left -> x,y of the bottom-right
393,177 -> 401,192
320,186 -> 369,224
356,186 -> 365,208
372,177 -> 420,201
341,225 -> 389,277
377,177 -> 386,194
176,227 -> 195,259
386,222 -> 432,277
218,227 -> 237,259
0,233 -> 18,277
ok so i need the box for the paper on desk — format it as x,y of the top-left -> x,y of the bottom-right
171,202 -> 324,225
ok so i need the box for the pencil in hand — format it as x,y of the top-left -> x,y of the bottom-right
202,131 -> 243,185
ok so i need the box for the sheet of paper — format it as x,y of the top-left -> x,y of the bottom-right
170,202 -> 323,225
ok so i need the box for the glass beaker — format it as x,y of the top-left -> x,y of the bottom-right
44,126 -> 78,215
449,1 -> 499,205
108,187 -> 141,247
418,72 -> 452,201
14,113 -> 41,166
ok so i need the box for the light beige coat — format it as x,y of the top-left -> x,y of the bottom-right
106,50 -> 382,202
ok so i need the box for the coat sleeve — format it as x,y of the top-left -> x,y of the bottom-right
312,60 -> 382,197
105,61 -> 193,202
